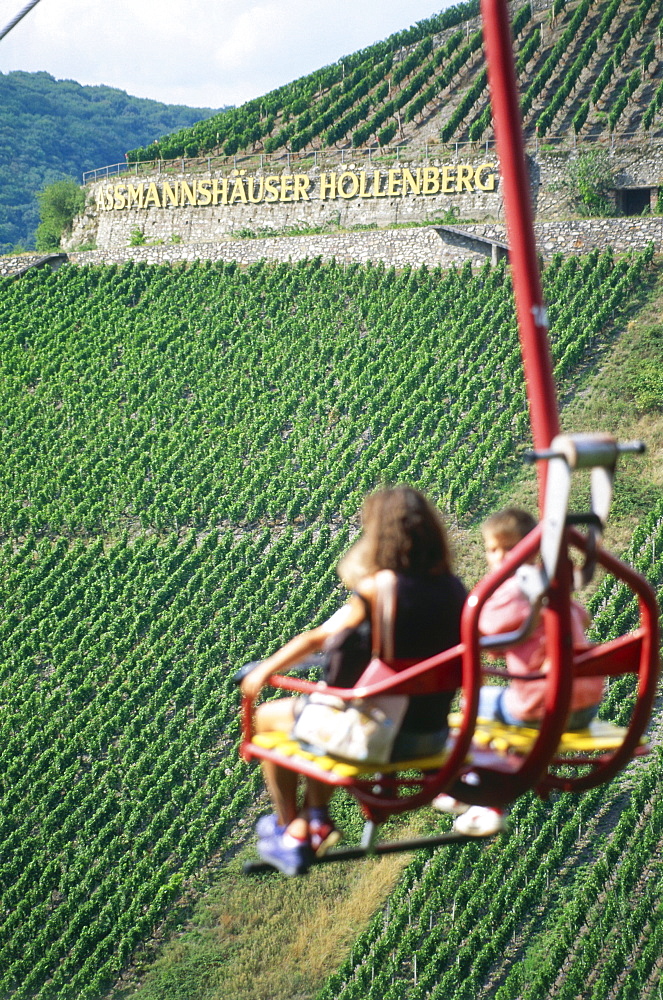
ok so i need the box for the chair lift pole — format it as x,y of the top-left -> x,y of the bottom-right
0,0 -> 44,43
475,0 -> 573,796
480,0 -> 559,481
243,829 -> 480,873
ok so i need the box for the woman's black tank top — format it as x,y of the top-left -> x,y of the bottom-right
394,572 -> 467,733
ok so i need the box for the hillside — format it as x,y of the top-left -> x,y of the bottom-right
124,0 -> 663,170
0,249 -> 661,1000
2,6 -> 663,997
0,70 -> 225,252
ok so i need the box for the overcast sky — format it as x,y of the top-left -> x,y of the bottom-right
0,0 -> 458,111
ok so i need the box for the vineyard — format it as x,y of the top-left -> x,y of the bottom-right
0,248 -> 662,1000
125,0 -> 663,166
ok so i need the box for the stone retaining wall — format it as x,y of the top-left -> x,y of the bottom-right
70,158 -> 501,252
2,218 -> 661,278
64,228 -> 496,270
67,147 -> 663,253
463,217 -> 663,257
534,147 -> 663,218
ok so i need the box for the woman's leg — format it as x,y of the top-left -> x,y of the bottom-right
254,699 -> 334,857
254,698 -> 300,826
306,780 -> 335,809
254,699 -> 342,861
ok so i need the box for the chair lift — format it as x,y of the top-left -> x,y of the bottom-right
446,432 -> 659,811
448,0 -> 660,809
239,0 -> 660,871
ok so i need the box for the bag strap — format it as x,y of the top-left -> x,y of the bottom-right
372,570 -> 396,662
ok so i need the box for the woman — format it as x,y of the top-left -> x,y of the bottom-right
241,485 -> 466,875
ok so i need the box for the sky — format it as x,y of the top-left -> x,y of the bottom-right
0,0 -> 459,111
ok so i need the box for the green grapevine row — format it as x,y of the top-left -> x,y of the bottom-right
0,248 -> 657,997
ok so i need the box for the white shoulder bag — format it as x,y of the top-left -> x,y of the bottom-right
292,571 -> 408,764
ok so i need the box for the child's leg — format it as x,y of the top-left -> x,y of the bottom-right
453,805 -> 507,836
477,684 -> 507,721
435,686 -> 509,830
480,686 -> 539,728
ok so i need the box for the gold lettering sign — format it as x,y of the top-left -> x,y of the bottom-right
474,163 -> 496,192
264,176 -> 280,202
97,165 -> 497,211
338,171 -> 360,199
143,182 -> 161,208
127,184 -> 144,209
455,165 -> 474,193
387,169 -> 402,196
402,169 -> 420,196
421,168 -> 440,195
162,182 -> 178,207
294,175 -> 311,200
319,172 -> 336,199
212,179 -> 228,204
441,167 -> 455,194
248,177 -> 264,204
197,180 -> 213,206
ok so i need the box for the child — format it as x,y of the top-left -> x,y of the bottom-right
434,507 -> 603,835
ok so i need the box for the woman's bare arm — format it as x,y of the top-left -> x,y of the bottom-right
240,592 -> 368,700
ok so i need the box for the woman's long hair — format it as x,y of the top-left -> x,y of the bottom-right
338,486 -> 452,588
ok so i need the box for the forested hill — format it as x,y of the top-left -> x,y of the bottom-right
0,70 -> 226,252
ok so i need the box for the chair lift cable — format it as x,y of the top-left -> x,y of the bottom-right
0,0 -> 44,43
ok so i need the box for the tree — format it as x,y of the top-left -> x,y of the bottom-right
35,178 -> 85,250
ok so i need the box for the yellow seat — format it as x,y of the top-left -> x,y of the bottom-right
250,731 -> 449,777
556,719 -> 637,753
448,713 -> 633,755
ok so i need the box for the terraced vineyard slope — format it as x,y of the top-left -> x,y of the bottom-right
126,0 -> 663,167
0,249 -> 660,999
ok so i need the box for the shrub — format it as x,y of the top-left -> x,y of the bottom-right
563,149 -> 613,216
378,121 -> 397,146
35,178 -> 85,251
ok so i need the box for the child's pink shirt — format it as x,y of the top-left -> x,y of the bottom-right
479,575 -> 604,722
